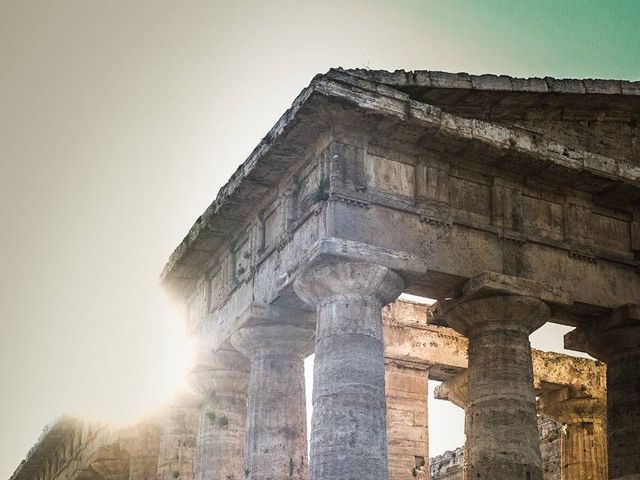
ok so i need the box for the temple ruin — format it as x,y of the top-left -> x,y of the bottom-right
14,68 -> 640,480
159,69 -> 639,480
11,300 -> 606,480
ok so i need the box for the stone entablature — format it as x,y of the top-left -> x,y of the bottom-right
163,70 -> 640,348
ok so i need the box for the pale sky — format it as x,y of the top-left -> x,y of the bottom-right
1,1 -> 637,477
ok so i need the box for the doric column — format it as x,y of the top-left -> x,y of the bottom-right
189,346 -> 249,480
565,304 -> 640,480
231,322 -> 314,480
538,388 -> 607,480
436,272 -> 563,480
294,261 -> 405,480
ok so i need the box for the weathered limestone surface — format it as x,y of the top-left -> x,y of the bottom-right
157,395 -> 198,480
566,304 -> 640,480
385,360 -> 429,480
538,387 -> 607,480
429,419 -> 562,480
158,69 -> 640,480
437,274 -> 556,480
386,298 -> 606,480
231,323 -> 313,480
537,417 -> 561,480
430,449 -> 464,480
189,345 -> 249,480
10,395 -> 197,480
295,261 -> 404,480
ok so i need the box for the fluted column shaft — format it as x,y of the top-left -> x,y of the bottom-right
607,352 -> 640,480
231,323 -> 313,480
538,393 -> 607,480
565,304 -> 640,480
295,261 -> 405,480
561,419 -> 607,480
444,294 -> 549,480
190,347 -> 249,480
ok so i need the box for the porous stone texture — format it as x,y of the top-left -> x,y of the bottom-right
537,417 -> 561,480
157,396 -> 198,480
429,419 -> 562,480
294,261 -> 404,480
189,346 -> 249,480
385,360 -> 429,480
385,298 -> 605,480
443,291 -> 550,480
566,304 -> 640,480
430,449 -> 464,480
231,323 -> 313,480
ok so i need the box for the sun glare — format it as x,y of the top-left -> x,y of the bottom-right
63,289 -> 196,427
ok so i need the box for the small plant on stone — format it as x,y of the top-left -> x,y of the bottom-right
313,177 -> 330,203
206,411 -> 217,423
217,415 -> 229,428
237,266 -> 246,275
242,252 -> 252,259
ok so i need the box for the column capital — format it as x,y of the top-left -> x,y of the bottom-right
294,260 -> 405,308
537,387 -> 606,424
444,295 -> 550,337
189,346 -> 249,397
230,322 -> 314,358
434,371 -> 469,410
434,272 -> 562,336
565,304 -> 640,361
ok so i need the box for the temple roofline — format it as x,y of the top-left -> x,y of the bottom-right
160,68 -> 640,300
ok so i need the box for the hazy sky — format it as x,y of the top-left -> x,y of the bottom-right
1,0 -> 638,477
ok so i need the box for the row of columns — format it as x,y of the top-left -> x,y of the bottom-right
436,371 -> 608,479
190,264 -> 640,480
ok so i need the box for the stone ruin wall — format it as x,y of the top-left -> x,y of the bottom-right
10,395 -> 198,480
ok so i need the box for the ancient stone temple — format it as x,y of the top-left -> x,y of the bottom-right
14,69 -> 638,480
160,69 -> 640,480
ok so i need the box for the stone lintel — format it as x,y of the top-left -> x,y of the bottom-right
384,356 -> 430,371
461,271 -> 571,306
565,303 -> 640,358
234,301 -> 316,329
